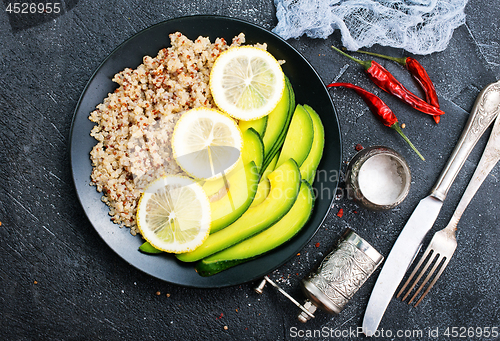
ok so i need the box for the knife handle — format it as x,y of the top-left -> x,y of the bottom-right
430,80 -> 500,201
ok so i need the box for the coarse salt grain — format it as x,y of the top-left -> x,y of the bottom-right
358,154 -> 404,205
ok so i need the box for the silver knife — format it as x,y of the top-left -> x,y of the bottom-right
362,80 -> 500,337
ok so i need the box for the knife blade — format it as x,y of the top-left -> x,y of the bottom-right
363,196 -> 442,336
362,80 -> 500,337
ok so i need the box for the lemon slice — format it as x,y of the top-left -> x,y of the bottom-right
136,175 -> 211,253
210,46 -> 285,121
172,107 -> 243,180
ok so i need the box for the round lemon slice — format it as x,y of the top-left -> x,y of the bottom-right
136,175 -> 211,253
209,46 -> 285,121
172,107 -> 243,180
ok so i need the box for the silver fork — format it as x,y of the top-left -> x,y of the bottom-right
397,111 -> 500,307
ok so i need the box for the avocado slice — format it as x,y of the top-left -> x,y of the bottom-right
201,160 -> 243,198
250,153 -> 278,208
139,240 -> 164,254
300,105 -> 325,184
176,159 -> 301,262
195,180 -> 315,276
261,77 -> 295,161
241,128 -> 264,173
202,127 -> 263,198
209,161 -> 259,233
275,104 -> 314,169
260,82 -> 295,172
239,116 -> 268,137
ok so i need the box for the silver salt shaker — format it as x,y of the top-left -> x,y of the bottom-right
345,146 -> 411,210
298,228 -> 383,322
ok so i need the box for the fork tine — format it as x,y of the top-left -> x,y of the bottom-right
407,253 -> 444,304
413,257 -> 451,307
396,248 -> 434,300
401,249 -> 436,302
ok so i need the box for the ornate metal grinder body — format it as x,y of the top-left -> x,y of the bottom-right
298,228 -> 383,322
255,228 -> 383,322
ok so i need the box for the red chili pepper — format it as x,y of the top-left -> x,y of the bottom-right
331,46 -> 444,118
356,50 -> 441,124
328,82 -> 425,161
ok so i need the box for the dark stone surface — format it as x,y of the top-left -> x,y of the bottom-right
1,1 -> 499,340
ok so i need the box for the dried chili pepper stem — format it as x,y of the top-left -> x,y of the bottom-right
356,50 -> 441,124
391,122 -> 424,161
328,82 -> 425,161
332,45 -> 373,70
331,46 -> 444,118
356,50 -> 408,67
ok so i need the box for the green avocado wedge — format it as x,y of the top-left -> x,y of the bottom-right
250,153 -> 278,208
261,77 -> 295,163
210,161 -> 259,233
275,104 -> 314,169
209,161 -> 259,233
238,116 -> 268,137
195,180 -> 315,276
139,241 -> 164,254
241,128 -> 264,174
299,105 -> 325,183
201,127 -> 263,198
176,159 -> 301,263
261,79 -> 295,172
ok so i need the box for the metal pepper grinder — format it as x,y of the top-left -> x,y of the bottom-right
255,228 -> 383,322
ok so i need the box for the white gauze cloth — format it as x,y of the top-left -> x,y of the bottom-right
273,0 -> 469,55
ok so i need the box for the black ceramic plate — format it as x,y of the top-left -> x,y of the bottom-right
70,15 -> 342,288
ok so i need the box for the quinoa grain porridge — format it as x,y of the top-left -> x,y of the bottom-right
89,32 -> 249,235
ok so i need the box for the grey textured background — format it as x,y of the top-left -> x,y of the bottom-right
1,0 -> 499,340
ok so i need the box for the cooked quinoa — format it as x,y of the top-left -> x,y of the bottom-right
89,32 -> 248,235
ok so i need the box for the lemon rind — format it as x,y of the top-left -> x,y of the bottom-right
209,46 -> 286,121
136,175 -> 212,253
171,107 -> 244,181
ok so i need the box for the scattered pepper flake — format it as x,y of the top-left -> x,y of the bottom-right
217,313 -> 224,319
355,143 -> 364,151
337,208 -> 344,218
315,242 -> 320,248
296,253 -> 300,256
34,280 -> 38,285
353,210 -> 358,214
